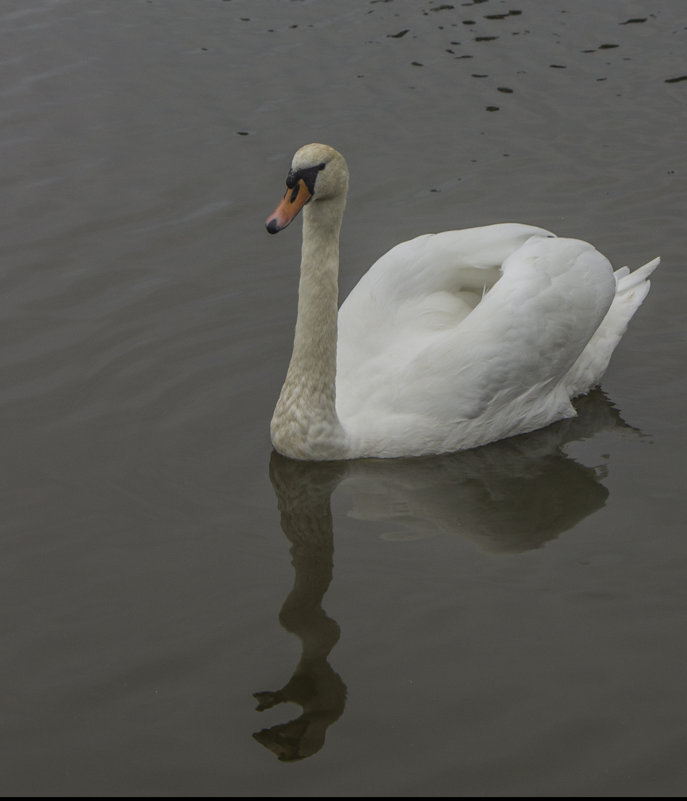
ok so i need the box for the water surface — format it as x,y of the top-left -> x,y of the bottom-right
1,0 -> 686,796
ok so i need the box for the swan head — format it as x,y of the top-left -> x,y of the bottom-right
266,143 -> 349,234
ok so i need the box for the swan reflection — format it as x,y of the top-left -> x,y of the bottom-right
253,389 -> 637,759
338,389 -> 631,553
252,457 -> 347,761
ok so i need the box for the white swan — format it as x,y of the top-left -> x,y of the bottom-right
265,143 -> 659,461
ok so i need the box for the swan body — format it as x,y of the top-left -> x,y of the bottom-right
266,143 -> 658,461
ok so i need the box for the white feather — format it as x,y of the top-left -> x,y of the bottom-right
267,144 -> 659,461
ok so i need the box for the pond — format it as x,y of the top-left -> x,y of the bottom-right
2,0 -> 686,795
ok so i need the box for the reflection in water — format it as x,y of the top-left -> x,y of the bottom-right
339,390 -> 632,553
254,390 -> 637,759
253,458 -> 348,761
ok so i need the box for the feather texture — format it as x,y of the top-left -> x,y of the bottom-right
266,144 -> 659,460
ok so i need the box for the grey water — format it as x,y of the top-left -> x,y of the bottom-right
1,0 -> 686,796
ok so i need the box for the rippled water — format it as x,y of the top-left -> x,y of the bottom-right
2,0 -> 686,796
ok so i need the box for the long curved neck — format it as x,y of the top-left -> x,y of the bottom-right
271,196 -> 347,460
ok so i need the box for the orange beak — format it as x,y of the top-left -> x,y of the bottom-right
265,178 -> 312,234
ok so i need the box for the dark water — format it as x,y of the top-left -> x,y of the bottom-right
2,0 -> 686,795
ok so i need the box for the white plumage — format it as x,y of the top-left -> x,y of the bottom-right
266,144 -> 659,461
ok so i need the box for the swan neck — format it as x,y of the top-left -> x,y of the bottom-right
271,197 -> 347,460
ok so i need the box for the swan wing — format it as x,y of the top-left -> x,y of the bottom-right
338,232 -> 617,456
337,223 -> 552,381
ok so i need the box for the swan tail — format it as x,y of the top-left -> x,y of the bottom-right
564,256 -> 660,398
614,256 -> 660,299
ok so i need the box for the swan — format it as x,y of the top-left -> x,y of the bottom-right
265,143 -> 659,461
